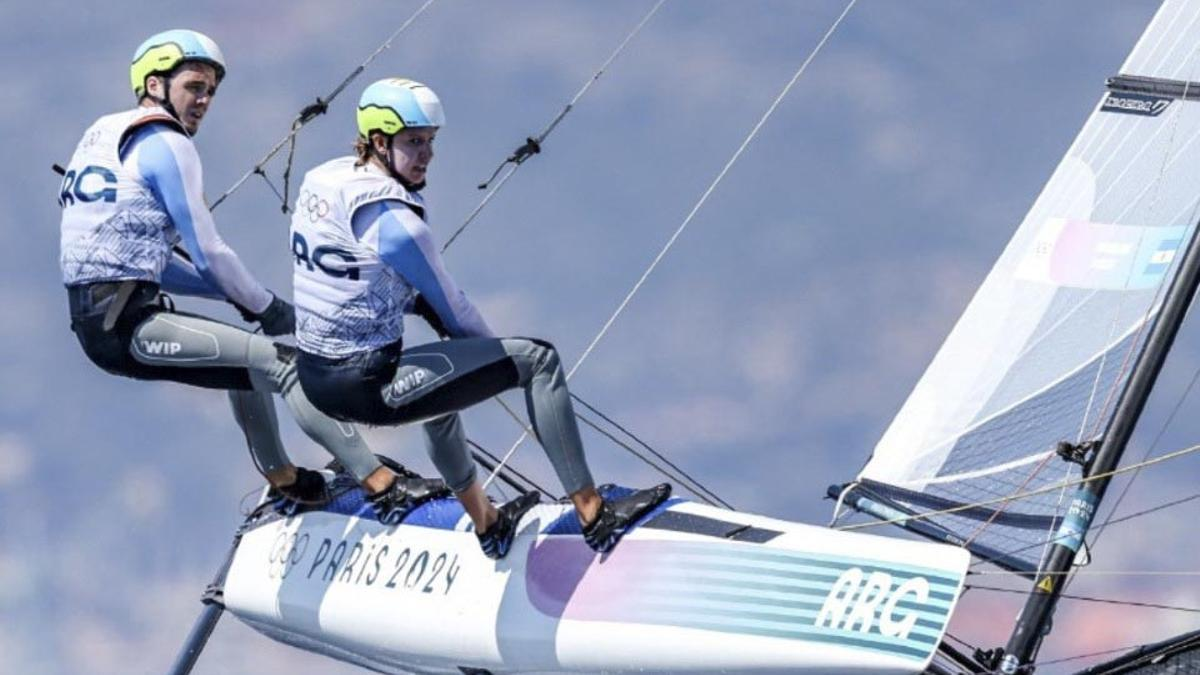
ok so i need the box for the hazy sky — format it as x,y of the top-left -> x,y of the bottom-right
5,1 -> 1199,673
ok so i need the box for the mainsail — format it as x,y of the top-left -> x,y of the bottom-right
848,0 -> 1200,574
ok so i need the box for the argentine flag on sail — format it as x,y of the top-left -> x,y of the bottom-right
1128,236 -> 1182,288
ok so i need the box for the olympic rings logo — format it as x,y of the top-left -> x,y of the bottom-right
300,190 -> 330,223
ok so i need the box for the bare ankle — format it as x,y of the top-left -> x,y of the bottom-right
474,506 -> 499,534
571,487 -> 603,526
363,466 -> 396,496
266,465 -> 298,489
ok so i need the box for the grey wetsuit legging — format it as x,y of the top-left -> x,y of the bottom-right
298,337 -> 595,496
130,312 -> 382,481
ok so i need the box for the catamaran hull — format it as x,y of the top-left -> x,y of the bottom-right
221,496 -> 969,673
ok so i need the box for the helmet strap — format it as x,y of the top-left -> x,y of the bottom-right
146,74 -> 189,135
373,135 -> 425,192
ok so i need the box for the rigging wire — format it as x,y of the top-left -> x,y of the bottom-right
968,487 -> 1200,567
836,441 -> 1200,532
570,392 -> 732,508
575,410 -> 730,508
441,0 -> 668,251
208,0 -> 439,212
390,0 -> 716,501
1089,363 -> 1200,549
965,584 -> 1200,614
943,632 -> 980,651
466,439 -> 554,498
1035,643 -> 1148,666
1097,488 -> 1200,529
971,569 -> 1200,577
483,0 -> 862,488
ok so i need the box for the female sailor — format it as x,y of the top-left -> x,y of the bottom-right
59,31 -> 445,515
292,78 -> 671,558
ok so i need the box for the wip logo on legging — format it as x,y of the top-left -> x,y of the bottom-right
387,368 -> 428,405
139,340 -> 183,356
383,355 -> 454,407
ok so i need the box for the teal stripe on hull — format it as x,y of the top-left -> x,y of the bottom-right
633,587 -> 948,641
645,561 -> 958,606
638,611 -> 933,662
660,541 -> 963,585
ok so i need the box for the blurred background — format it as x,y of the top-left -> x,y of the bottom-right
4,1 -> 1197,672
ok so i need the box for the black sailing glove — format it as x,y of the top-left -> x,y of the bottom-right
256,295 -> 296,336
233,294 -> 296,336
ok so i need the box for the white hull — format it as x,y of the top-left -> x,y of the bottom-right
222,492 -> 969,673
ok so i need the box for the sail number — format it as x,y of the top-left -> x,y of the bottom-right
266,532 -> 461,596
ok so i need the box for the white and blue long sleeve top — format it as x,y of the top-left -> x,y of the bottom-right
59,107 -> 273,313
292,157 -> 493,357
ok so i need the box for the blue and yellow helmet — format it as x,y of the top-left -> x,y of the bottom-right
357,78 -> 445,138
130,29 -> 226,98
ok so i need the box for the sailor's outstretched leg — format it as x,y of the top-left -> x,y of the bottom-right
421,411 -> 540,556
226,382 -> 327,513
501,338 -> 672,553
367,336 -> 669,554
128,310 -> 411,509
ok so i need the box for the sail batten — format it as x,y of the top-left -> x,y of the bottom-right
854,0 -> 1200,572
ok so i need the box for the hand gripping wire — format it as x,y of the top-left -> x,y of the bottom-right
440,0 -> 668,252
208,0 -> 439,213
481,0 -> 862,490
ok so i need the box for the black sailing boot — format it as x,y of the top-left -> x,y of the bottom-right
476,491 -> 542,559
582,483 -> 673,553
268,467 -> 331,516
368,475 -> 452,525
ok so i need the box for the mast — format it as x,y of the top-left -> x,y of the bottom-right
999,112 -> 1200,670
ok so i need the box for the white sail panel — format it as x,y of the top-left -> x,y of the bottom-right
858,0 -> 1200,570
1123,0 -> 1200,79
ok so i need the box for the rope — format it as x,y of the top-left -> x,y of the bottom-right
482,0 -> 861,487
571,392 -> 731,508
465,439 -> 554,498
209,0 -> 439,212
1089,364 -> 1200,549
1036,643 -> 1156,666
836,442 -> 1200,532
828,481 -> 859,527
967,488 -> 1200,567
575,411 -> 729,508
967,584 -> 1200,614
441,0 -> 668,251
971,569 -> 1200,577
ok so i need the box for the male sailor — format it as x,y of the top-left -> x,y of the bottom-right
58,30 -> 446,517
290,77 -> 672,558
